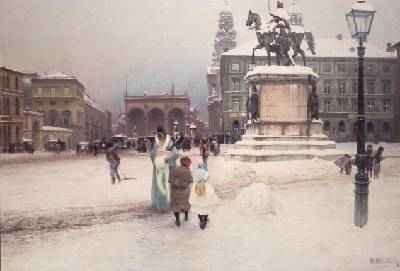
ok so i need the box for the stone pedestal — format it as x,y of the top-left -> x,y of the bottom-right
226,66 -> 340,162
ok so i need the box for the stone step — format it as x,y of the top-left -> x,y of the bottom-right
233,141 -> 336,151
225,149 -> 345,162
241,135 -> 331,142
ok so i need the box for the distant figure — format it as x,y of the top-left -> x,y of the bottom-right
200,138 -> 210,170
56,139 -> 62,154
366,144 -> 374,178
93,143 -> 98,157
169,156 -> 193,227
334,154 -> 353,175
190,164 -> 219,230
106,143 -> 121,184
373,146 -> 384,180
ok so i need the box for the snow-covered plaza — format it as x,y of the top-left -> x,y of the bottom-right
1,143 -> 400,270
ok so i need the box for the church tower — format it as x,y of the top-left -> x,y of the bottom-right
288,0 -> 304,27
213,2 -> 237,64
207,1 -> 237,135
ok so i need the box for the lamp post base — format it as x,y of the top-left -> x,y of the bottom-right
354,153 -> 370,228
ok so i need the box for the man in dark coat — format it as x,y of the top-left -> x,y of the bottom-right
169,156 -> 193,227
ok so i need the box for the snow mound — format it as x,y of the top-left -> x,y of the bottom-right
233,183 -> 275,216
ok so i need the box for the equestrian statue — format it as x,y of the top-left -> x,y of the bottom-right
246,2 -> 315,66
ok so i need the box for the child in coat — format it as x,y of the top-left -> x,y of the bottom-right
190,164 -> 219,230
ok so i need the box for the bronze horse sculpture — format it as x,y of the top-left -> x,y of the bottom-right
246,10 -> 315,66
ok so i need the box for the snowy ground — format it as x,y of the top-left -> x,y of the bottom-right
1,144 -> 400,270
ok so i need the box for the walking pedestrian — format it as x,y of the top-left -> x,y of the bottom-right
106,143 -> 121,184
190,164 -> 219,230
169,156 -> 193,227
373,146 -> 384,180
334,154 -> 352,175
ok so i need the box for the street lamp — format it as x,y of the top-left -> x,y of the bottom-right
345,0 -> 375,228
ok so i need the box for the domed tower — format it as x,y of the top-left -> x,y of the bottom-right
213,3 -> 237,64
207,1 -> 237,135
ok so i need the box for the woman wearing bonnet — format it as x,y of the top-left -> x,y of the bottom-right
150,126 -> 178,211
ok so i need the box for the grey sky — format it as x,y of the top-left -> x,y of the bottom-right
1,0 -> 399,117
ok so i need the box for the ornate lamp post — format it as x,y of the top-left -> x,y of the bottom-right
345,0 -> 375,228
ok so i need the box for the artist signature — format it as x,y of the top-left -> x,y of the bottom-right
370,257 -> 400,268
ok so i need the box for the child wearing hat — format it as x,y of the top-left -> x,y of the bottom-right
190,164 -> 219,230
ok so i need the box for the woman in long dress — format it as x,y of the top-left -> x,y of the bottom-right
150,127 -> 178,211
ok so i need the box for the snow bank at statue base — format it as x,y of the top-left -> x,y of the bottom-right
233,183 -> 276,216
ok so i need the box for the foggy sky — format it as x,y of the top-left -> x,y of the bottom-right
1,0 -> 399,118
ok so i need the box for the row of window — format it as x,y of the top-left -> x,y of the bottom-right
322,98 -> 392,113
308,62 -> 392,74
321,79 -> 392,95
39,109 -> 84,127
0,96 -> 21,116
323,79 -> 392,96
33,87 -> 76,97
229,61 -> 393,75
0,125 -> 22,146
0,73 -> 20,90
323,121 -> 391,134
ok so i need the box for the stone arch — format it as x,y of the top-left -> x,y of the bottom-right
382,122 -> 391,141
338,120 -> 346,133
148,108 -> 165,135
168,108 -> 185,134
323,121 -> 330,135
32,120 -> 40,149
366,121 -> 375,141
62,110 -> 71,127
127,108 -> 146,137
352,122 -> 358,140
48,109 -> 59,126
367,122 -> 374,134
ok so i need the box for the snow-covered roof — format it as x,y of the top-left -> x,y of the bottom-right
222,38 -> 397,59
37,72 -> 76,80
207,65 -> 220,74
41,126 -> 73,133
350,0 -> 375,13
246,65 -> 318,80
84,94 -> 105,113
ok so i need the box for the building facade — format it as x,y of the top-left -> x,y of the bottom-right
218,5 -> 400,142
84,94 -> 112,142
207,7 -> 237,136
0,67 -> 25,152
125,93 -> 191,137
31,73 -> 111,148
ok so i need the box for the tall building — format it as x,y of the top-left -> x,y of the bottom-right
207,4 -> 237,135
391,41 -> 400,140
219,4 -> 400,142
0,67 -> 25,152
